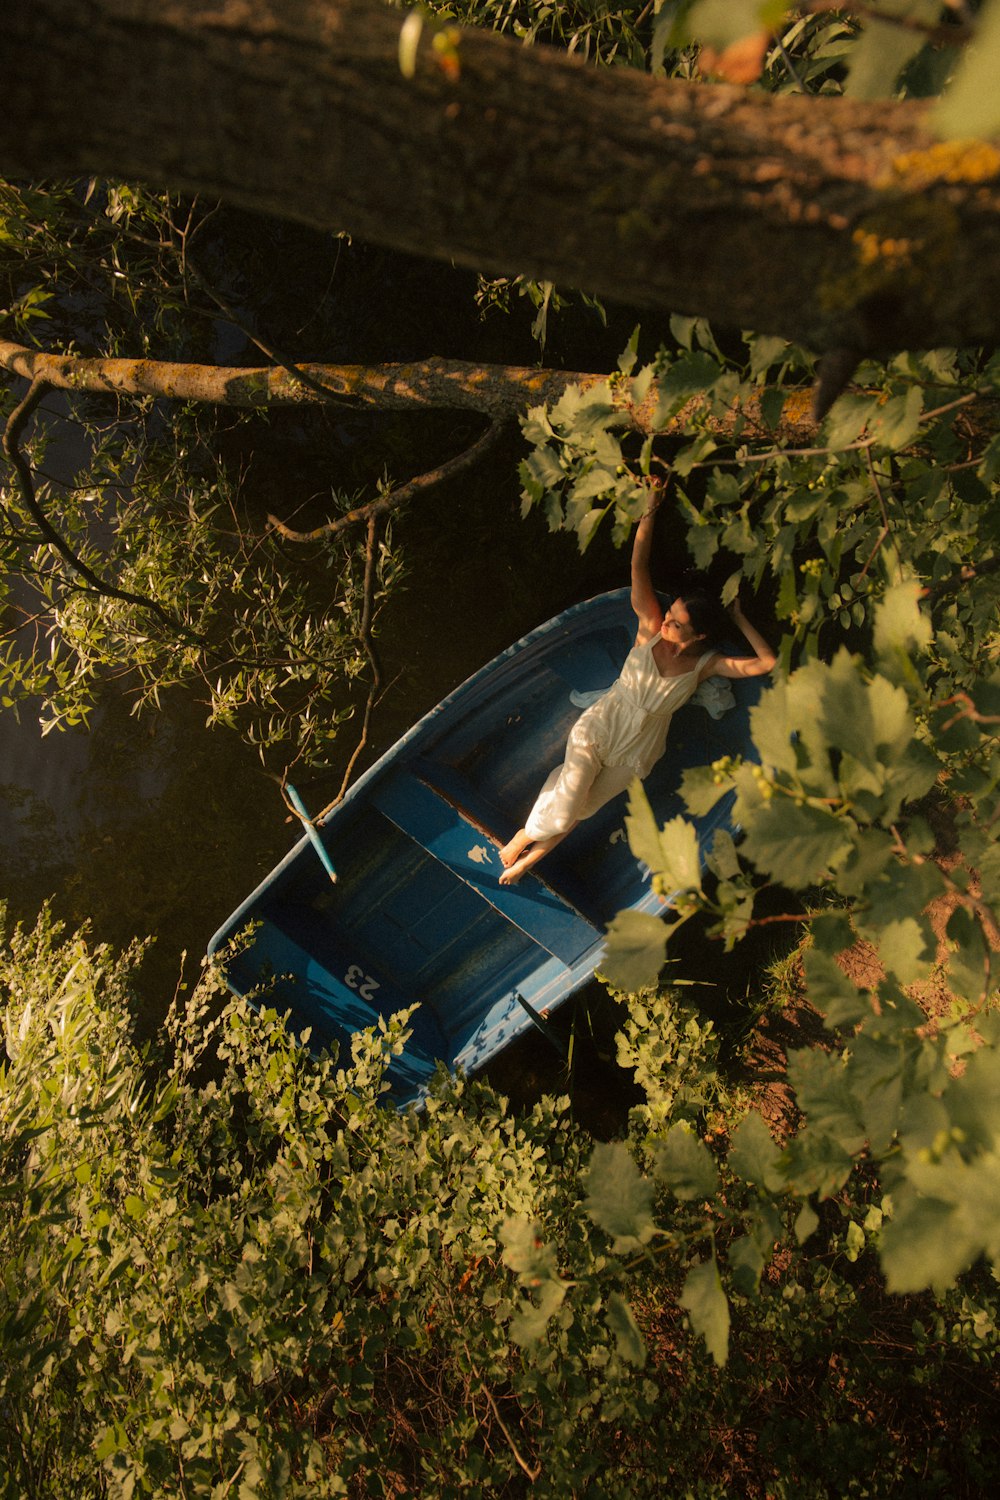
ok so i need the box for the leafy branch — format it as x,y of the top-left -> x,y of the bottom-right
1,377 -> 204,643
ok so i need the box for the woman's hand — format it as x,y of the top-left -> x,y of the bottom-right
642,476 -> 666,518
716,593 -> 777,676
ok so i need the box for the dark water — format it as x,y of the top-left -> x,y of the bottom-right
0,409 -> 626,1056
0,225 -> 731,1119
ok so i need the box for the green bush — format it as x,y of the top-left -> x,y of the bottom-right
3,907 -> 999,1497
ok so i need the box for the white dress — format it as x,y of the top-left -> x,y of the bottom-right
523,641 -> 716,842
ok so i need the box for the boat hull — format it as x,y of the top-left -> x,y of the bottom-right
207,590 -> 762,1103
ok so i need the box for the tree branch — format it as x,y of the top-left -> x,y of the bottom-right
1,378 -> 205,643
269,420 -> 505,542
802,2 -> 974,46
0,336 -> 830,442
181,256 -> 364,412
923,555 -> 1000,604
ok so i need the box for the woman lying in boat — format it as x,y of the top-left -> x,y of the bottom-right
497,480 -> 777,887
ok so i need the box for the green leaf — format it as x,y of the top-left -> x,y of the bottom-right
875,916 -> 931,986
748,335 -> 788,378
740,798 -> 854,887
873,579 -> 933,666
944,906 -> 990,1002
804,947 -> 872,1031
585,1141 -> 657,1252
706,828 -> 740,882
521,445 -> 564,491
653,352 -> 721,425
679,1250 -> 730,1367
680,764 -> 730,818
934,0 -> 1000,140
500,1217 -> 563,1286
601,909 -> 668,991
879,1196 -> 979,1294
823,393 -> 878,449
625,785 -> 703,893
683,0 -> 774,51
618,326 -> 641,376
760,386 -> 785,430
843,6 -> 935,102
869,386 -> 925,450
788,1048 -> 866,1157
605,1292 -> 647,1368
654,1123 -> 719,1201
794,1201 -> 820,1245
510,1278 -> 567,1346
576,507 -> 610,553
728,1111 -> 782,1192
727,1233 -> 765,1296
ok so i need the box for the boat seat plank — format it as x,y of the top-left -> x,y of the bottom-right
370,771 -> 600,967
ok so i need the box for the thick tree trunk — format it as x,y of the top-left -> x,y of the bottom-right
3,1 -> 1000,358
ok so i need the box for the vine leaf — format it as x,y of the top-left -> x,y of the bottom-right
728,1111 -> 783,1193
679,1249 -> 730,1367
654,1123 -> 719,1202
739,799 -> 854,887
584,1141 -> 656,1253
605,1292 -> 647,1368
601,909 -> 668,992
625,784 -> 703,893
934,0 -> 1000,141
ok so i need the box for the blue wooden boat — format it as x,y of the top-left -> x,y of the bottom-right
207,589 -> 763,1104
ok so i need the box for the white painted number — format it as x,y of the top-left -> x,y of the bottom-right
344,964 -> 381,1001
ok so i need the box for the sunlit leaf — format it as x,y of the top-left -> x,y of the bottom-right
601,909 -> 669,991
934,0 -> 1000,140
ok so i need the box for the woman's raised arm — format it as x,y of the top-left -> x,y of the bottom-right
708,599 -> 777,680
631,479 -> 666,642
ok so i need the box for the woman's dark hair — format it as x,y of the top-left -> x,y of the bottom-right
676,588 -> 727,645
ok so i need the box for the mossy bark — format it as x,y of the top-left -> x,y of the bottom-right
3,0 -> 1000,355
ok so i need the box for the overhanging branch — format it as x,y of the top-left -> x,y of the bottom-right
0,337 -> 823,441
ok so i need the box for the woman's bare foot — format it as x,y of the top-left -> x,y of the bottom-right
498,851 -> 534,886
499,829 -> 531,867
498,827 -> 573,886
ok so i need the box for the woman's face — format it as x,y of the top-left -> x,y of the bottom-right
660,600 -> 700,650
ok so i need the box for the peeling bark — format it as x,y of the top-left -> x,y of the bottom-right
2,1 -> 1000,356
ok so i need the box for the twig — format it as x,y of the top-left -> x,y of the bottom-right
319,515 -> 384,812
2,378 -> 205,643
801,1 -> 973,45
922,555 -> 1000,604
862,448 -> 899,577
269,420 -> 504,542
933,691 -> 1000,734
183,257 -> 362,411
479,1382 -> 541,1484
